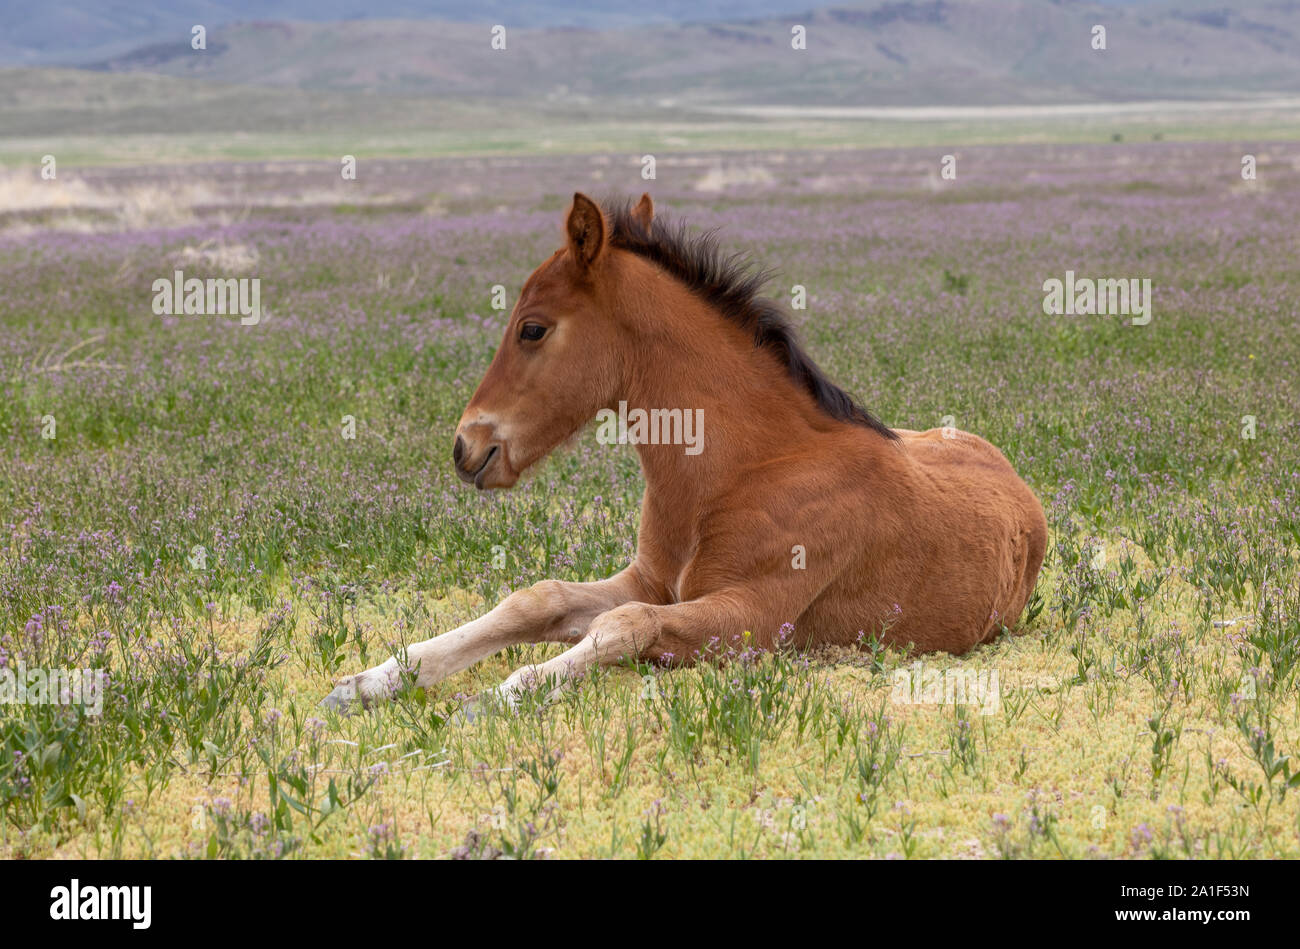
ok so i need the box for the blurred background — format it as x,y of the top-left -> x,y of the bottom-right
3,0 -> 1300,168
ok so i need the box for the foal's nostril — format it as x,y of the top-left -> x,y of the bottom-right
453,435 -> 465,467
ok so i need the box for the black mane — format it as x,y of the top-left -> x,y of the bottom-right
605,199 -> 897,440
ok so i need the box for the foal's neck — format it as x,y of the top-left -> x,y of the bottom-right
617,274 -> 844,509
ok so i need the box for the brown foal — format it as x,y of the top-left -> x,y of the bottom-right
321,192 -> 1047,712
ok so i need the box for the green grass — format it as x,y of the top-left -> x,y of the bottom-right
3,68 -> 1300,167
2,138 -> 1298,858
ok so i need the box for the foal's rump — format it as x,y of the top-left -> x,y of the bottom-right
886,427 -> 1048,652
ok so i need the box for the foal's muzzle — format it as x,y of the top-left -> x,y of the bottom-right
453,428 -> 506,489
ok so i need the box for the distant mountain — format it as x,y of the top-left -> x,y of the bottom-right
0,1 -> 818,64
50,1 -> 1300,106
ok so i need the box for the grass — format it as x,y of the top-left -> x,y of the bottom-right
3,69 -> 1300,168
1,139 -> 1298,858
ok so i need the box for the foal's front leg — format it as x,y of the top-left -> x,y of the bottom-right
319,569 -> 647,711
491,592 -> 769,707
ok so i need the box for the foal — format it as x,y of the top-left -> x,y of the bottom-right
321,193 -> 1047,712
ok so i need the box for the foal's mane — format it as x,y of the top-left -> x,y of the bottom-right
605,199 -> 897,440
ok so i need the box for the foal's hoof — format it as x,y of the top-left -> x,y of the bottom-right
454,688 -> 516,725
453,693 -> 493,725
319,678 -> 361,716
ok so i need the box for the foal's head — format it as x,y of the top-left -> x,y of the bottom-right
453,191 -> 891,489
453,192 -> 650,489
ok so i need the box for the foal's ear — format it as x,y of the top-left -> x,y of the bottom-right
565,192 -> 606,270
631,192 -> 654,230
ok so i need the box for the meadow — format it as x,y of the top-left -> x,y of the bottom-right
1,141 -> 1298,858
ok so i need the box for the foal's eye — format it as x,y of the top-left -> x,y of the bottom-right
519,323 -> 547,342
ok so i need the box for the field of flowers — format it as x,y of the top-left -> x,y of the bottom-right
1,141 -> 1298,858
